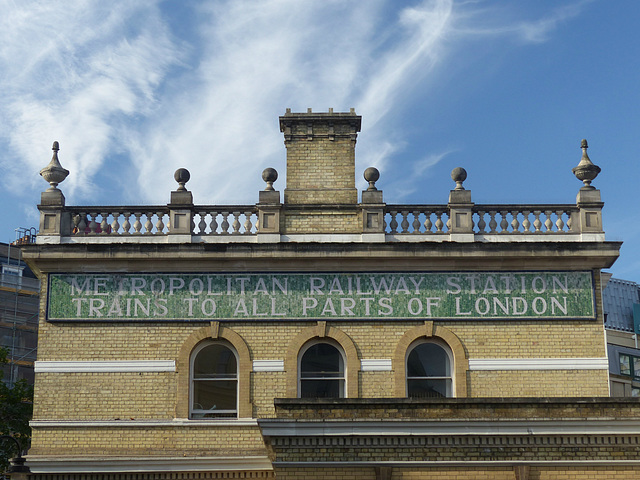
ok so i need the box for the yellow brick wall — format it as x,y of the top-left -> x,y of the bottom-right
283,210 -> 361,233
284,122 -> 358,205
33,372 -> 176,419
30,425 -> 266,456
469,369 -> 610,397
33,317 -> 609,423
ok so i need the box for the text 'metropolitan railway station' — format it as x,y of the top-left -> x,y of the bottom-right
18,109 -> 639,480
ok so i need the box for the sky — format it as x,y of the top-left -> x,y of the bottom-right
0,0 -> 638,282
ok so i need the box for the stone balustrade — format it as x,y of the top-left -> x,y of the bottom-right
64,206 -> 259,236
34,139 -> 606,245
384,205 -> 579,235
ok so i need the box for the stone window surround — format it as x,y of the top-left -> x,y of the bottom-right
298,338 -> 346,399
284,321 -> 360,398
176,321 -> 468,417
393,321 -> 469,397
177,323 -> 252,418
190,340 -> 239,419
406,338 -> 454,398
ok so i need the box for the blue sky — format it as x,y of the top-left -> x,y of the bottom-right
1,0 -> 638,282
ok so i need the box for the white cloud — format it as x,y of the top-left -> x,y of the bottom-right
0,0 -> 592,210
0,0 -> 181,198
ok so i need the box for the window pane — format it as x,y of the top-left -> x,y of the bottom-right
300,379 -> 341,398
408,379 -> 451,398
299,343 -> 345,398
407,343 -> 450,377
194,344 -> 237,378
191,343 -> 238,419
193,380 -> 237,411
301,343 -> 342,376
620,354 -> 631,376
633,357 -> 640,379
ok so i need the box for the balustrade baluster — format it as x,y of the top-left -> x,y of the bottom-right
210,213 -> 219,234
133,213 -> 143,235
198,213 -> 207,235
499,211 -> 509,233
73,214 -> 84,235
544,210 -> 553,233
121,213 -> 131,234
412,211 -> 421,234
244,211 -> 253,234
88,213 -> 98,234
111,213 -> 120,235
423,212 -> 433,234
555,210 -> 565,232
156,212 -> 165,234
488,211 -> 498,233
533,211 -> 542,232
522,211 -> 531,233
476,211 -> 486,233
232,211 -> 241,234
221,213 -> 230,235
99,213 -> 109,234
389,210 -> 398,233
510,210 -> 520,233
435,212 -> 444,233
144,213 -> 154,234
400,211 -> 410,233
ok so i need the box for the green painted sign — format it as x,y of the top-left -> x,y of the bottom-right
46,271 -> 595,321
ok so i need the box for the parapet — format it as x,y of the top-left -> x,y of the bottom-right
33,112 -> 608,247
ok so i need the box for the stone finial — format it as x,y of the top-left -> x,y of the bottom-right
174,168 -> 190,191
451,167 -> 467,191
364,167 -> 380,191
572,139 -> 601,190
262,168 -> 278,191
39,141 -> 69,191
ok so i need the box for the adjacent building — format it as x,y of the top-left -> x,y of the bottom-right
19,110 -> 639,480
0,240 -> 39,386
603,276 -> 640,396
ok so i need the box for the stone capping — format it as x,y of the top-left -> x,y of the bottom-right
360,359 -> 393,371
34,360 -> 175,373
176,325 -> 252,418
468,357 -> 609,370
284,323 -> 359,398
393,323 -> 469,397
253,360 -> 285,372
271,397 -> 640,420
26,455 -> 274,474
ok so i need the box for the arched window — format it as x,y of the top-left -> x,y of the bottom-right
406,341 -> 452,398
299,342 -> 345,398
190,342 -> 238,418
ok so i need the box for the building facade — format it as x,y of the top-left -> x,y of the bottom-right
603,276 -> 640,396
0,241 -> 39,386
19,110 -> 638,480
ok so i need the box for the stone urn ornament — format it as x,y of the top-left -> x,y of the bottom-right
572,139 -> 600,190
39,141 -> 69,191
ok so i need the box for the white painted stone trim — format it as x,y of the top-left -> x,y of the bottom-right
468,357 -> 609,371
258,419 -> 640,437
253,360 -> 285,372
26,455 -> 272,473
34,360 -> 175,373
274,460 -> 640,467
360,359 -> 393,371
43,232 -> 602,245
30,419 -> 258,427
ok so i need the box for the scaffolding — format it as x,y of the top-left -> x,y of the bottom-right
0,228 -> 39,386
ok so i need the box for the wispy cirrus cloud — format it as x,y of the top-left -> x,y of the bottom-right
0,0 -> 181,197
0,0 -> 590,211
